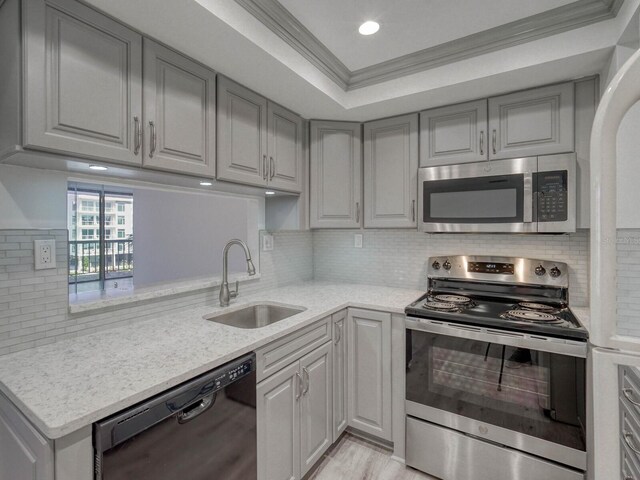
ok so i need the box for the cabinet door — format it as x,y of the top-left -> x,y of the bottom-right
268,102 -> 304,193
364,114 -> 418,228
0,394 -> 54,480
217,76 -> 268,187
299,342 -> 333,477
23,0 -> 142,165
332,310 -> 348,441
347,308 -> 392,441
310,121 -> 362,228
420,100 -> 487,167
142,39 -> 216,177
488,82 -> 574,160
257,362 -> 301,480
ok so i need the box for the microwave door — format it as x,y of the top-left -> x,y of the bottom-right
419,169 -> 535,233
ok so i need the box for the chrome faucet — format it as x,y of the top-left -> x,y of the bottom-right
219,239 -> 256,307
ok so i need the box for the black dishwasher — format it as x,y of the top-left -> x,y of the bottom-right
94,353 -> 256,480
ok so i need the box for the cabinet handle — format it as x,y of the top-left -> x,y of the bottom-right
479,130 -> 484,156
270,156 -> 275,180
623,388 -> 640,407
412,200 -> 416,222
356,202 -> 360,223
295,372 -> 303,400
625,431 -> 640,455
263,155 -> 268,180
133,116 -> 141,155
335,322 -> 342,345
492,129 -> 497,155
302,367 -> 310,395
149,121 -> 156,158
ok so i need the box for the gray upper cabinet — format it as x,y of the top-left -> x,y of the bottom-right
310,121 -> 362,229
420,100 -> 488,167
0,394 -> 54,480
23,0 -> 143,165
217,76 -> 268,187
488,82 -> 574,159
142,39 -> 216,177
218,77 -> 304,192
347,308 -> 392,441
268,103 -> 304,193
364,114 -> 418,228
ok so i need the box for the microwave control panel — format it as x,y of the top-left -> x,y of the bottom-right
535,170 -> 568,222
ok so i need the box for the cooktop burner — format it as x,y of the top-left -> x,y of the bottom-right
434,294 -> 473,305
518,302 -> 561,314
422,301 -> 461,312
501,309 -> 566,325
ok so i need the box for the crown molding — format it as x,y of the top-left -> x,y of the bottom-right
236,0 -> 624,91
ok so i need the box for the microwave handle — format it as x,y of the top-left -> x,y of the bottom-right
523,172 -> 533,223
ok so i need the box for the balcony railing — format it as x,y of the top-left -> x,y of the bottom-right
69,239 -> 133,283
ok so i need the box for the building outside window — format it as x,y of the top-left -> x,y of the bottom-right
68,184 -> 134,294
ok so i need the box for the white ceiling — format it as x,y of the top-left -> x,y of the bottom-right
277,0 -> 575,70
82,0 -> 639,120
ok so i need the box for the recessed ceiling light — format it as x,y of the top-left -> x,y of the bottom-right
200,181 -> 213,186
358,21 -> 379,36
265,191 -> 276,196
89,165 -> 108,171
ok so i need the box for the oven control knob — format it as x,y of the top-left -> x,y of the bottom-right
550,266 -> 561,278
432,261 -> 441,270
535,264 -> 546,276
443,260 -> 452,271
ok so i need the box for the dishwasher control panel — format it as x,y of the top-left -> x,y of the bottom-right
211,359 -> 254,389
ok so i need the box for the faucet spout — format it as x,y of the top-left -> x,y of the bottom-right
220,239 -> 256,307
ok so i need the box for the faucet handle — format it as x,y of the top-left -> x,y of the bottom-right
230,280 -> 239,299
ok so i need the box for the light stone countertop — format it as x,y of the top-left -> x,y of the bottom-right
0,282 -> 423,439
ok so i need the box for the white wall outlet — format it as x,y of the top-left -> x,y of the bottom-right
34,239 -> 57,270
354,234 -> 363,248
262,234 -> 274,251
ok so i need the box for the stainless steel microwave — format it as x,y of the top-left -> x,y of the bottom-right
418,154 -> 576,233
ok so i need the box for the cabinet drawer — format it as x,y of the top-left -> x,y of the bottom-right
256,316 -> 331,382
621,366 -> 640,416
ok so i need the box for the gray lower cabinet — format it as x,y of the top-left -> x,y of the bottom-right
420,99 -> 488,167
142,39 -> 216,177
488,82 -> 574,160
217,76 -> 304,192
364,113 -> 418,228
347,308 -> 392,441
332,310 -> 348,441
310,121 -> 362,228
257,341 -> 333,480
22,0 -> 143,165
0,393 -> 54,480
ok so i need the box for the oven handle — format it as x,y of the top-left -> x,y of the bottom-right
405,317 -> 587,358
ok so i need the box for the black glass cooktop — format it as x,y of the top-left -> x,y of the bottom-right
405,292 -> 588,341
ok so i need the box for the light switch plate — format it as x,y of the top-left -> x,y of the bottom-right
263,234 -> 274,251
34,239 -> 57,270
354,234 -> 363,248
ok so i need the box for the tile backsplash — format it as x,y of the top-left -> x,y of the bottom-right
0,229 -> 312,356
313,229 -> 590,307
3,226 -> 640,355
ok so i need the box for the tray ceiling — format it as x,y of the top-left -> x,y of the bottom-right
236,0 -> 624,89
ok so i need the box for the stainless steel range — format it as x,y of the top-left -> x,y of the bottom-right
405,256 -> 587,480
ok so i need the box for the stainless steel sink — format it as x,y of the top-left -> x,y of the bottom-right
204,302 -> 306,329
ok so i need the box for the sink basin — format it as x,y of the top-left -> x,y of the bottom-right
204,303 -> 306,329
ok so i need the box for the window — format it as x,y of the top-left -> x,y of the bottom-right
68,184 -> 134,295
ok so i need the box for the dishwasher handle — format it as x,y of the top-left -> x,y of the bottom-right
177,393 -> 216,424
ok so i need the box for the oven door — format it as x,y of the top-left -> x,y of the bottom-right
418,157 -> 537,233
405,317 -> 587,470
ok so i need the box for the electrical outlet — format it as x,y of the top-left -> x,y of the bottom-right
354,234 -> 363,248
262,234 -> 274,251
34,239 -> 57,270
